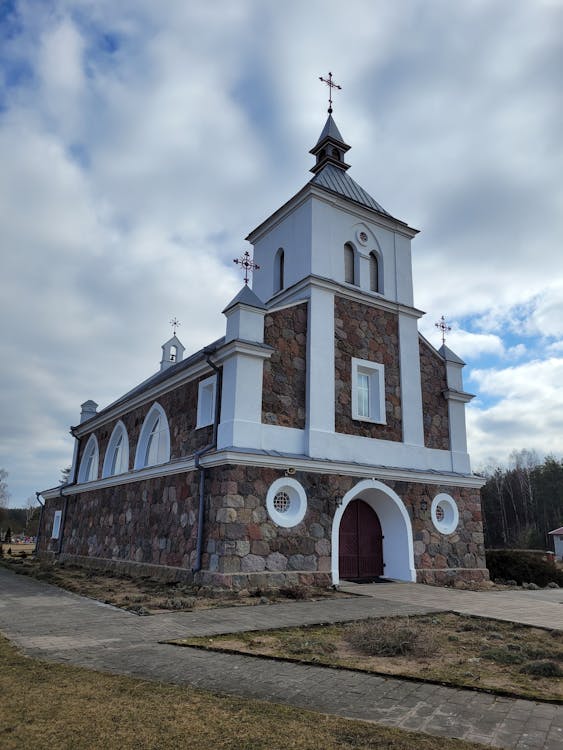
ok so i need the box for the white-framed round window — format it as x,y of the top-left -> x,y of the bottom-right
266,478 -> 307,528
431,493 -> 459,535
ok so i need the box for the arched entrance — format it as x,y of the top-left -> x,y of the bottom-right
339,499 -> 383,581
332,479 -> 416,585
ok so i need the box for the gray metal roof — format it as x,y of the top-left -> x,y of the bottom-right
439,344 -> 466,365
223,285 -> 266,314
74,336 -> 226,429
310,163 -> 392,217
314,114 -> 346,147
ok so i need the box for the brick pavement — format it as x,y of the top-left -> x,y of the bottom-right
0,568 -> 561,749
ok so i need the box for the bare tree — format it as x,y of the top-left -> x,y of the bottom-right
60,466 -> 71,485
0,468 -> 9,527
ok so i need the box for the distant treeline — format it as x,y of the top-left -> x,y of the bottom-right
481,451 -> 563,550
0,507 -> 38,536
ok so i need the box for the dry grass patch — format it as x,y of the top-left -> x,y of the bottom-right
0,556 -> 348,613
0,636 -> 482,750
175,613 -> 563,702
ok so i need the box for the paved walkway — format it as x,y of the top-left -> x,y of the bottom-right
0,568 -> 562,749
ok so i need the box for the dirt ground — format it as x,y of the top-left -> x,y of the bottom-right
176,613 -> 563,703
0,554 -> 351,613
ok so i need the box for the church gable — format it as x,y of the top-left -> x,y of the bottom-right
262,302 -> 307,428
419,337 -> 450,450
334,296 -> 402,441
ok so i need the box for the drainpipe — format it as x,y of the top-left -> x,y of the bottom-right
192,349 -> 222,574
55,429 -> 80,557
33,492 -> 44,555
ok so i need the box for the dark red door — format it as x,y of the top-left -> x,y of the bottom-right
339,499 -> 383,581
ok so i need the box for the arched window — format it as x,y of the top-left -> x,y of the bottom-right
78,434 -> 99,483
331,147 -> 340,161
344,243 -> 355,285
102,421 -> 130,478
274,248 -> 285,292
169,345 -> 177,362
369,252 -> 380,293
134,403 -> 170,469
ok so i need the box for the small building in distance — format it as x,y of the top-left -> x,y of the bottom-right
37,109 -> 488,589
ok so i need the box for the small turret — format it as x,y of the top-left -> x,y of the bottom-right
80,400 -> 98,423
160,335 -> 185,371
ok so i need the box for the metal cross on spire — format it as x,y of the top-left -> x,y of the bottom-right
170,317 -> 181,337
319,71 -> 341,114
435,315 -> 452,345
233,250 -> 260,286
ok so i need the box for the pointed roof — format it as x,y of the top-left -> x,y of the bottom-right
313,114 -> 347,149
222,285 -> 266,314
439,344 -> 465,365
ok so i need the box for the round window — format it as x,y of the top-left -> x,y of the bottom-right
431,494 -> 459,535
266,478 -> 307,528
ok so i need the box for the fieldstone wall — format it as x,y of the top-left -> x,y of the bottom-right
38,472 -> 200,576
334,296 -> 402,440
38,464 -> 487,589
419,338 -> 450,451
262,302 -> 307,428
75,374 -> 216,480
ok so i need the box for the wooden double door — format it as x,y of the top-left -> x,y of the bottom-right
338,499 -> 384,581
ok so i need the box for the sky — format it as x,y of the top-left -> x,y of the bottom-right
1,0 -> 562,507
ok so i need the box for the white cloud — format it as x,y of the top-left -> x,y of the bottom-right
468,358 -> 563,467
1,0 -> 562,503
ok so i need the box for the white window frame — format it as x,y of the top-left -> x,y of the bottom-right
266,477 -> 308,528
196,375 -> 217,429
431,494 -> 459,535
134,403 -> 170,469
102,420 -> 130,478
78,434 -> 99,483
51,510 -> 62,539
351,358 -> 386,424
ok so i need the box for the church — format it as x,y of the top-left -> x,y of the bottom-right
37,99 -> 489,590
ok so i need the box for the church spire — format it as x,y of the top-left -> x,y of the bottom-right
309,113 -> 351,174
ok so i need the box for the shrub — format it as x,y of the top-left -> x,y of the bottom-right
279,586 -> 308,600
345,618 -> 437,658
486,549 -> 563,587
521,661 -> 562,678
480,646 -> 526,665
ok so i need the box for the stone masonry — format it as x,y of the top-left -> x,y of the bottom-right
334,296 -> 402,440
40,463 -> 486,588
419,338 -> 450,451
262,302 -> 307,428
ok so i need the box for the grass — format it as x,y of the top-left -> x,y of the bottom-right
0,636 -> 483,750
0,554 -> 348,613
174,613 -> 563,703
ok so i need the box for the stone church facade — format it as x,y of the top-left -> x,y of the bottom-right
38,114 -> 488,589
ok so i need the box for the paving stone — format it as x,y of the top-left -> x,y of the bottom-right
1,568 -> 562,749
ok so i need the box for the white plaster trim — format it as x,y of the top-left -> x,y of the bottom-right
443,389 -> 475,403
331,479 -> 416,586
77,434 -> 99,483
212,339 -> 273,363
431,493 -> 459,535
266,477 -> 308,528
134,402 -> 171,470
101,420 -> 130,478
263,275 -> 424,320
43,447 -> 485,500
196,375 -> 217,429
42,457 -> 198,498
203,450 -> 487,488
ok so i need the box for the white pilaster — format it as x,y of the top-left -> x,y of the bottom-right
398,314 -> 425,446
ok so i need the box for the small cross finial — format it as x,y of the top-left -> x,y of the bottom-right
170,317 -> 181,337
319,71 -> 341,114
435,315 -> 452,345
233,250 -> 260,286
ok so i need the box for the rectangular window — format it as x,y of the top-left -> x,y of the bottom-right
351,358 -> 386,424
51,510 -> 62,540
196,375 -> 217,428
